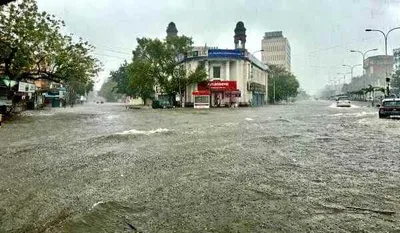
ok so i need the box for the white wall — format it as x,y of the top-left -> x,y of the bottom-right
184,58 -> 268,105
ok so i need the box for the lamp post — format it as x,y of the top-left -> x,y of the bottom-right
350,49 -> 377,92
342,64 -> 362,81
365,27 -> 400,56
337,72 -> 351,84
337,72 -> 351,94
349,49 -> 377,75
366,27 -> 400,96
250,49 -> 264,79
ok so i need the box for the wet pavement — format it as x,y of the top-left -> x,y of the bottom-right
1,100 -> 400,232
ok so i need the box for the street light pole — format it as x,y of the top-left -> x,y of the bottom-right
366,27 -> 400,55
343,64 -> 362,81
350,48 -> 377,75
250,50 -> 264,80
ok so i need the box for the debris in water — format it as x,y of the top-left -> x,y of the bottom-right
116,128 -> 170,135
91,201 -> 104,209
126,222 -> 138,231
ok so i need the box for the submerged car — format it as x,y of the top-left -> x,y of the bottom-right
336,97 -> 351,107
152,99 -> 173,109
378,98 -> 400,118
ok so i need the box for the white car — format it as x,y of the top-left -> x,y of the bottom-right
337,97 -> 351,107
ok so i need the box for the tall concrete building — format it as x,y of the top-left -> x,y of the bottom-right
364,55 -> 394,87
261,31 -> 291,72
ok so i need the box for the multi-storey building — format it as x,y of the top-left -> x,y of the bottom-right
364,55 -> 394,87
261,31 -> 291,72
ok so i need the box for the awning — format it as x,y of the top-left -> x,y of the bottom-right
192,90 -> 210,96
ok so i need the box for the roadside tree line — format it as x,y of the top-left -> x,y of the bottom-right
322,69 -> 400,100
0,0 -> 101,101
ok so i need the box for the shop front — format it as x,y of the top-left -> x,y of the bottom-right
248,81 -> 266,107
197,80 -> 241,107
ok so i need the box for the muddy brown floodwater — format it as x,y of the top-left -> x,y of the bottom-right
1,101 -> 400,232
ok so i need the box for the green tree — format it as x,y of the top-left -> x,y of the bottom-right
124,36 -> 206,105
98,79 -> 122,102
110,62 -> 134,95
127,59 -> 156,104
0,0 -> 101,93
267,65 -> 299,103
391,69 -> 400,95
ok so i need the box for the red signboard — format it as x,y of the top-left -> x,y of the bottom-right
197,81 -> 237,91
192,90 -> 211,96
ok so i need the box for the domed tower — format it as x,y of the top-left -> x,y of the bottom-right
234,21 -> 246,49
166,22 -> 178,38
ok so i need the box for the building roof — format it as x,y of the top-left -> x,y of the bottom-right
264,31 -> 283,39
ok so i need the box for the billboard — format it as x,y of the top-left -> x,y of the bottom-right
187,47 -> 209,58
18,82 -> 36,93
198,80 -> 237,91
208,49 -> 245,58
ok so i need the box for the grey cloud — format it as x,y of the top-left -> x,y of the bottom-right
37,0 -> 400,93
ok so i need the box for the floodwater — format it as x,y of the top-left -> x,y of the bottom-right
1,101 -> 400,232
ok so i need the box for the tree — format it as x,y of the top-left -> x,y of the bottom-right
390,69 -> 400,95
110,62 -> 133,95
127,59 -> 156,104
0,0 -> 101,92
267,64 -> 300,103
98,79 -> 122,102
119,35 -> 207,106
0,1 -> 15,6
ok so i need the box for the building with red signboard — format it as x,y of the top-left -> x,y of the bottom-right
182,22 -> 269,108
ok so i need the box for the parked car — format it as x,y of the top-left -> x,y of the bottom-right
152,99 -> 173,109
336,97 -> 351,107
378,98 -> 400,118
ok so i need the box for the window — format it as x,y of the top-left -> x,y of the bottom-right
195,96 -> 209,104
383,101 -> 400,107
213,66 -> 221,78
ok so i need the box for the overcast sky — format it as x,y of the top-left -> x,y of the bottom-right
37,0 -> 400,94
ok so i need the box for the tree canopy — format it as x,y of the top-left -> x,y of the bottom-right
391,69 -> 400,92
111,35 -> 207,105
0,0 -> 101,94
267,64 -> 300,103
98,79 -> 122,102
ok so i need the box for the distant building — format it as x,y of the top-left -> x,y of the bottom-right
394,48 -> 400,71
364,55 -> 394,87
261,31 -> 291,72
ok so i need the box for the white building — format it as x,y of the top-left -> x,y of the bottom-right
261,31 -> 291,72
183,47 -> 268,108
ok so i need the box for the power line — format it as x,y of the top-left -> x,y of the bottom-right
92,53 -> 129,60
94,47 -> 132,55
291,35 -> 381,58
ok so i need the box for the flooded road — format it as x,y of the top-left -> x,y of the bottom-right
1,101 -> 400,232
